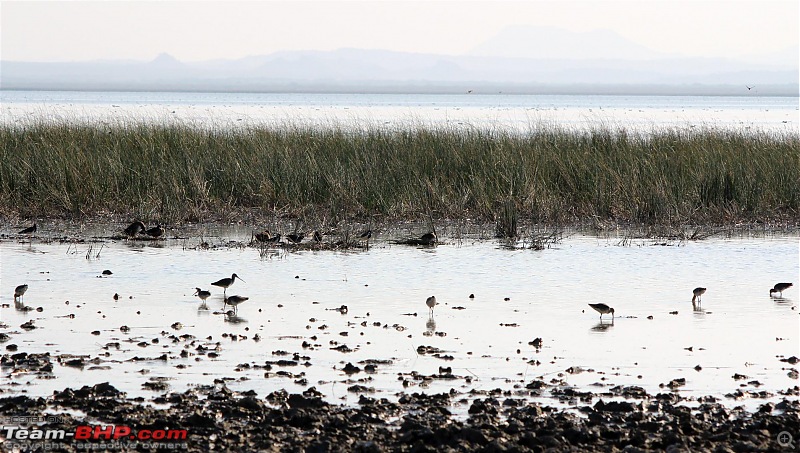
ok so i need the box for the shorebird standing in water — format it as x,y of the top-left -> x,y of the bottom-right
224,295 -> 249,314
194,287 -> 211,309
18,223 -> 37,235
14,284 -> 28,302
588,303 -> 614,320
123,221 -> 147,237
212,273 -> 244,296
770,282 -> 793,298
193,287 -> 211,301
355,229 -> 373,249
256,231 -> 282,243
692,287 -> 706,304
426,296 -> 438,315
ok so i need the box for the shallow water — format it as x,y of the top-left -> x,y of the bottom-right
1,226 -> 798,413
1,91 -> 797,133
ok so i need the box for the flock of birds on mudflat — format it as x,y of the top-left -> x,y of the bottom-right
10,221 -> 795,320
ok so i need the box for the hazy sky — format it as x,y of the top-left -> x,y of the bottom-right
2,0 -> 797,62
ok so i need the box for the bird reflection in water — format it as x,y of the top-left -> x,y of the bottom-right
590,319 -> 614,332
426,316 -> 436,334
224,313 -> 247,324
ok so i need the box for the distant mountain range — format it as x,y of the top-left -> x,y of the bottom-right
2,26 -> 797,95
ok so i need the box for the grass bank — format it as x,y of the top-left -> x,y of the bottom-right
1,121 -> 798,225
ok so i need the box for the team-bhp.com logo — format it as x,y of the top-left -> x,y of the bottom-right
2,421 -> 188,450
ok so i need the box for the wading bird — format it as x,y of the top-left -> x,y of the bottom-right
145,224 -> 164,238
426,295 -> 438,315
193,287 -> 211,302
123,221 -> 147,237
286,232 -> 305,244
588,303 -> 615,320
224,295 -> 249,314
770,282 -> 793,298
357,229 -> 373,248
212,273 -> 244,296
254,230 -> 271,243
18,223 -> 37,235
692,287 -> 706,303
14,284 -> 28,302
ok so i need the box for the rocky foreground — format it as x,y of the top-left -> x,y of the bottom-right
1,383 -> 798,452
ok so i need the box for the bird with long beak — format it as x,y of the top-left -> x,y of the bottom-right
224,295 -> 249,314
692,287 -> 706,303
212,273 -> 244,296
14,284 -> 28,302
588,303 -> 614,320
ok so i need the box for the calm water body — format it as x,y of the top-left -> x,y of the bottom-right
1,91 -> 798,413
1,227 -> 798,413
1,90 -> 798,132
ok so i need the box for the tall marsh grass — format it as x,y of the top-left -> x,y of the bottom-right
1,120 -> 797,224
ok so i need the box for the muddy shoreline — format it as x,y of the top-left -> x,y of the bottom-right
2,218 -> 798,451
1,382 -> 798,451
3,214 -> 800,246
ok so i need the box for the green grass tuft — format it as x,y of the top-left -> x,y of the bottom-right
1,120 -> 797,225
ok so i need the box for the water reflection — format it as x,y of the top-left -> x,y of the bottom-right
1,229 -> 797,410
224,313 -> 247,324
426,316 -> 436,334
770,296 -> 793,305
590,320 -> 614,332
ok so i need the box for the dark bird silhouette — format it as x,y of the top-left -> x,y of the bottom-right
145,224 -> 164,238
426,296 -> 438,315
18,223 -> 37,234
256,230 -> 282,243
357,229 -> 373,247
212,273 -> 244,296
746,85 -> 754,91
14,284 -> 28,302
224,295 -> 249,314
286,232 -> 305,244
588,303 -> 614,320
395,232 -> 437,246
419,232 -> 437,245
692,287 -> 706,303
193,287 -> 211,301
770,282 -> 793,298
123,221 -> 147,237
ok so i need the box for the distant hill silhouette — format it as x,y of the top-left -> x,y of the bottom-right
2,27 -> 797,95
